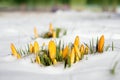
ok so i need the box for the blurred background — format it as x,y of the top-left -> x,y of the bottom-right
0,0 -> 119,12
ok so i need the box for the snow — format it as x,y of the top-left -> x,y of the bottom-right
0,10 -> 120,80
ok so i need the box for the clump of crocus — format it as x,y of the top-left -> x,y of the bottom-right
28,41 -> 41,64
10,35 -> 114,68
88,35 -> 113,54
64,36 -> 89,68
33,23 -> 66,39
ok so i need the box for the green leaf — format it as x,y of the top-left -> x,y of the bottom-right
112,41 -> 114,51
56,28 -> 61,38
40,54 -> 46,66
44,54 -> 52,66
63,30 -> 67,36
67,56 -> 71,67
92,38 -> 94,53
31,58 -> 34,63
105,44 -> 110,51
110,61 -> 118,75
56,40 -> 63,61
89,41 -> 93,54
64,59 -> 67,68
96,37 -> 98,52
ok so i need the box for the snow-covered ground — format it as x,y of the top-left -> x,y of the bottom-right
0,10 -> 120,80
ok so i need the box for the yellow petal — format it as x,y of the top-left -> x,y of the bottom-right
10,43 -> 17,57
98,35 -> 105,53
36,55 -> 40,64
74,36 -> 80,47
34,41 -> 40,54
70,48 -> 75,64
74,45 -> 81,59
76,55 -> 79,62
34,27 -> 39,38
17,54 -> 21,59
49,23 -> 53,33
53,59 -> 57,65
48,40 -> 56,60
85,46 -> 89,54
62,45 -> 69,59
10,43 -> 21,59
52,31 -> 56,38
29,43 -> 34,53
60,50 -> 62,56
80,44 -> 84,55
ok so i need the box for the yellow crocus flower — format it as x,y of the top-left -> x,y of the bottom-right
85,46 -> 89,54
74,36 -> 80,47
53,59 -> 57,65
75,55 -> 79,62
52,31 -> 56,38
48,40 -> 56,60
29,43 -> 34,53
80,44 -> 85,55
62,45 -> 69,59
74,45 -> 81,60
17,54 -> 21,59
70,48 -> 75,64
34,27 -> 39,38
49,23 -> 53,33
34,41 -> 40,54
10,43 -> 21,59
98,35 -> 105,53
36,55 -> 40,64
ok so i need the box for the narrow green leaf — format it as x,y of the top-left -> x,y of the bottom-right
56,28 -> 61,38
64,59 -> 67,68
110,61 -> 118,75
96,37 -> 98,52
112,41 -> 114,51
67,56 -> 71,67
63,30 -> 67,36
105,44 -> 110,51
40,54 -> 45,66
92,38 -> 94,53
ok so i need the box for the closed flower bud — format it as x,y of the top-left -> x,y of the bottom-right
62,45 -> 69,59
34,27 -> 39,38
48,40 -> 56,60
98,35 -> 104,53
34,41 -> 40,54
74,36 -> 80,47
